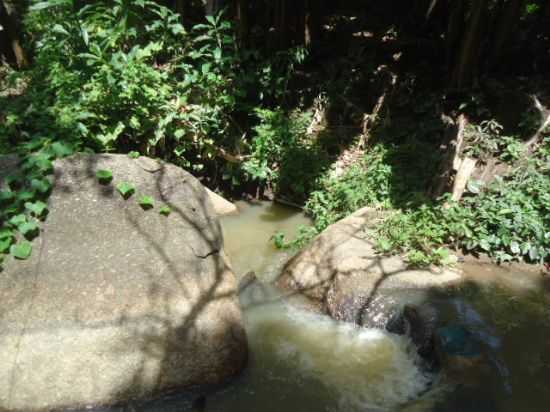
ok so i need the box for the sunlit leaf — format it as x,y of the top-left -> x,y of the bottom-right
10,241 -> 32,260
116,182 -> 135,199
139,195 -> 154,210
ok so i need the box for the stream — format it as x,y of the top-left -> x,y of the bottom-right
97,201 -> 550,412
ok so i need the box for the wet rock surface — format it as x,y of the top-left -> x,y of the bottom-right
0,154 -> 247,411
387,304 -> 440,368
276,207 -> 463,326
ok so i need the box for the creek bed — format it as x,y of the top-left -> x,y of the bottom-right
92,201 -> 550,412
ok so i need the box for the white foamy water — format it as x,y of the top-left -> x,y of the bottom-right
246,300 -> 433,412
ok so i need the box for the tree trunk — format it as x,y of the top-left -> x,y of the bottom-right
430,114 -> 467,199
274,0 -> 289,49
446,0 -> 465,69
451,0 -> 487,89
304,0 -> 322,49
204,0 -> 225,16
175,0 -> 185,16
234,0 -> 249,47
0,0 -> 28,69
490,0 -> 524,68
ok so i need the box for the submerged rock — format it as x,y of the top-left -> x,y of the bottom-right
435,325 -> 485,376
276,207 -> 463,326
387,304 -> 440,368
238,271 -> 258,293
0,154 -> 247,411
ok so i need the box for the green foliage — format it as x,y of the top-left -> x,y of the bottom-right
25,201 -> 48,219
96,169 -> 113,184
3,1 -> 308,187
250,47 -> 307,104
128,151 -> 140,159
272,225 -> 318,250
159,205 -> 171,216
138,195 -> 154,210
1,1 -> 310,266
116,182 -> 135,199
305,142 -> 437,232
377,158 -> 549,265
9,2 -> 247,170
18,220 -> 40,239
463,119 -> 524,163
0,138 -> 74,263
10,241 -> 33,260
244,108 -> 328,201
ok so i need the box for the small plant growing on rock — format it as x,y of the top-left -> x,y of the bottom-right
116,182 -> 135,199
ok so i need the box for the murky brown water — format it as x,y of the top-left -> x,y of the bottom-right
220,200 -> 311,280
93,201 -> 550,412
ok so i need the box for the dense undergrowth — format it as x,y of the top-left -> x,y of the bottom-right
1,0 -> 549,267
0,0 -> 306,262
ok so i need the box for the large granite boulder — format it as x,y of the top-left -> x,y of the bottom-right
0,154 -> 247,411
276,207 -> 463,327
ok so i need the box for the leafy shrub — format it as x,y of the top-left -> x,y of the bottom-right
377,157 -> 549,265
3,1 -> 247,173
243,108 -> 329,201
305,142 -> 438,232
463,119 -> 525,163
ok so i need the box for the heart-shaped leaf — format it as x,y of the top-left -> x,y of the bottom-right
116,182 -> 135,199
30,178 -> 52,194
22,154 -> 53,173
159,206 -> 171,216
128,151 -> 140,159
25,201 -> 48,218
17,190 -> 35,203
9,214 -> 27,227
19,221 -> 39,239
139,195 -> 154,210
0,237 -> 13,253
50,141 -> 74,158
5,174 -> 23,190
96,169 -> 113,184
0,190 -> 14,203
0,228 -> 15,240
10,241 -> 32,260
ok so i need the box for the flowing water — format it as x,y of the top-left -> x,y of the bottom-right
207,201 -> 436,412
93,201 -> 550,412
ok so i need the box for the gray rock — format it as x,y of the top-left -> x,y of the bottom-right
386,304 -> 440,369
276,207 -> 463,325
205,188 -> 238,216
0,154 -> 247,411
